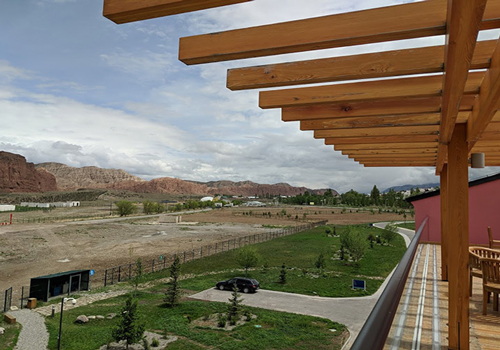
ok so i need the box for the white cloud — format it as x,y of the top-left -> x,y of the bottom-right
100,49 -> 177,83
3,0 -> 497,194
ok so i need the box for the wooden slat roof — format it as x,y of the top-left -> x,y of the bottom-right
103,0 -> 500,173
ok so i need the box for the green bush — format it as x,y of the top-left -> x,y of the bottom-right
340,227 -> 368,263
151,338 -> 159,347
236,246 -> 260,277
217,313 -> 227,328
382,223 -> 399,244
115,200 -> 136,217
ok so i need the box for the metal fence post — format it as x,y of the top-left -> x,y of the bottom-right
104,269 -> 107,287
21,286 -> 24,309
118,266 -> 122,282
183,251 -> 186,263
152,260 -> 155,273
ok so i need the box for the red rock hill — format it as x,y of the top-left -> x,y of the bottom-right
0,152 -> 58,193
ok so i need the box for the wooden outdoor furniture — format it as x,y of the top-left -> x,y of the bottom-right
487,226 -> 500,249
481,257 -> 500,315
469,247 -> 500,296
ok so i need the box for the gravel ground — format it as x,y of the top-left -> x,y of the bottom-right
10,309 -> 49,350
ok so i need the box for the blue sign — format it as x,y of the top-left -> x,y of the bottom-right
352,279 -> 366,291
90,269 -> 95,276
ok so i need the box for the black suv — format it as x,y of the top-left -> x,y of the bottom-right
215,277 -> 260,293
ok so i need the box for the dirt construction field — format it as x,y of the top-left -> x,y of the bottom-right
0,206 -> 406,299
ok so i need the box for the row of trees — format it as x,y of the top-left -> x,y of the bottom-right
114,199 -> 219,217
282,186 -> 421,209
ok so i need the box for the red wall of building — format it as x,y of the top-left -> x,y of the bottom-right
412,178 -> 500,245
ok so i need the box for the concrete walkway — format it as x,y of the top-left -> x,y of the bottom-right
9,309 -> 49,350
190,222 -> 415,349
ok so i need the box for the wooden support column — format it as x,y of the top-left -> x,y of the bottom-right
447,123 -> 469,350
440,163 -> 449,281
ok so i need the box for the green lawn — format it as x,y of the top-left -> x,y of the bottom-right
0,320 -> 21,350
42,224 -> 406,350
148,225 -> 407,297
396,222 -> 416,231
45,292 -> 346,350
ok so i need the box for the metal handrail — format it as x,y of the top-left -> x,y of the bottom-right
350,217 -> 428,350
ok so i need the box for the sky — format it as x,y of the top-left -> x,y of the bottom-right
1,0 -> 499,193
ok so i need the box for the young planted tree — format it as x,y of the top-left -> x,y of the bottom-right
227,283 -> 244,325
112,295 -> 145,350
279,263 -> 287,284
164,256 -> 181,307
236,246 -> 260,277
315,253 -> 326,269
382,222 -> 399,245
132,258 -> 143,296
340,227 -> 368,264
116,200 -> 136,217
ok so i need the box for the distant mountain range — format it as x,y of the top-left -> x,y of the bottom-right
383,183 -> 439,193
0,151 -> 336,197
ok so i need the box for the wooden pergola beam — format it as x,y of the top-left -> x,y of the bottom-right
282,96 -> 476,121
179,0 -> 500,64
300,114 -> 441,131
353,158 -> 437,163
227,40 -> 495,90
468,40 -> 500,149
314,125 -> 439,139
436,0 -> 487,174
325,135 -> 439,145
345,149 -> 437,156
300,111 -> 469,131
260,72 -> 482,109
103,0 -> 251,24
334,142 -> 438,151
362,162 -> 436,167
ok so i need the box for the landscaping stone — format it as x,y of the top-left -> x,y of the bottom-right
88,315 -> 96,319
99,331 -> 177,350
96,315 -> 105,319
0,327 -> 5,335
107,313 -> 117,319
75,315 -> 89,324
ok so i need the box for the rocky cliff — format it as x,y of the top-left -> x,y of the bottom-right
0,152 -> 58,193
112,177 -> 208,195
0,154 -> 337,196
202,180 -> 330,197
36,162 -> 144,190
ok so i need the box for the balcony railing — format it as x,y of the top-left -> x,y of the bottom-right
350,217 -> 428,350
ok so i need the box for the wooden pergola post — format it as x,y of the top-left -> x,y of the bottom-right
447,123 -> 469,350
440,163 -> 449,281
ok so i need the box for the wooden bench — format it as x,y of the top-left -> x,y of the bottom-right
4,313 -> 16,324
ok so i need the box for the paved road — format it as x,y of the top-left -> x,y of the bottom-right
190,222 -> 415,349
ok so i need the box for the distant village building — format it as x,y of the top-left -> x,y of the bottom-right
0,204 -> 16,212
20,201 -> 80,208
245,201 -> 266,207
